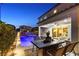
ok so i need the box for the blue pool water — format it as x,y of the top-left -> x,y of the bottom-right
20,32 -> 37,47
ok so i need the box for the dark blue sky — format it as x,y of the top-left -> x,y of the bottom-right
0,4 -> 1,20
0,3 -> 56,27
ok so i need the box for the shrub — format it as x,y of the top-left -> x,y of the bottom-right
0,20 -> 16,56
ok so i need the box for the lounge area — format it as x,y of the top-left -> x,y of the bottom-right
31,39 -> 79,56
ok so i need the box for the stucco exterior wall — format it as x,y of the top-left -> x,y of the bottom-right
38,5 -> 79,42
38,5 -> 79,54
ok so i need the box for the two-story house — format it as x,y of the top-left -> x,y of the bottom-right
37,3 -> 79,54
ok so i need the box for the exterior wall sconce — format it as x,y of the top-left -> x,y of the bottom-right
54,9 -> 57,14
54,23 -> 57,26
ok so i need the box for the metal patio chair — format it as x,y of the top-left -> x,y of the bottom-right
47,46 -> 66,56
64,41 -> 79,56
46,41 -> 68,56
47,41 -> 79,56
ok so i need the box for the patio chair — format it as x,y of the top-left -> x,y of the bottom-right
46,41 -> 68,56
47,41 -> 79,56
64,41 -> 79,56
47,46 -> 66,56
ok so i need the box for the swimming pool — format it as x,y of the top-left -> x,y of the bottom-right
20,32 -> 37,47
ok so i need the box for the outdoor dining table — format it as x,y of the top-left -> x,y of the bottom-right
31,39 -> 67,56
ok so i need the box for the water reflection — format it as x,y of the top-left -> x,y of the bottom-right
20,32 -> 37,47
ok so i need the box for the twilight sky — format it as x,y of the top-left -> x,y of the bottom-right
0,3 -> 56,27
0,4 -> 1,20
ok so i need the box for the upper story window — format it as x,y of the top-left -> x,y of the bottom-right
44,16 -> 47,19
40,18 -> 43,21
39,16 -> 48,22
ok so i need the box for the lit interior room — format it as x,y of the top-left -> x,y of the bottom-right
39,17 -> 71,42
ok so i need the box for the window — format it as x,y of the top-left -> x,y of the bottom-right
52,26 -> 68,39
40,18 -> 43,21
44,16 -> 47,19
